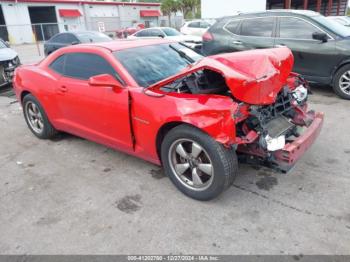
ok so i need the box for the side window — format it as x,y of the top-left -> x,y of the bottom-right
64,53 -> 117,80
188,22 -> 200,28
279,17 -> 323,39
241,17 -> 275,37
49,55 -> 66,74
65,34 -> 78,43
136,30 -> 149,37
51,34 -> 67,43
200,21 -> 210,28
225,19 -> 240,34
147,29 -> 164,37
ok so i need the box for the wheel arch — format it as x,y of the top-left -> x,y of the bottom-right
332,60 -> 350,82
20,90 -> 31,104
156,121 -> 188,163
155,117 -> 236,163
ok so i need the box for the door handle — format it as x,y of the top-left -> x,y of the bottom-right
59,85 -> 67,93
274,44 -> 286,48
233,40 -> 242,45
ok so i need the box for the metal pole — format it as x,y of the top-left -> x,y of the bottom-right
337,0 -> 341,15
285,0 -> 292,9
40,23 -> 45,41
32,25 -> 41,56
316,0 -> 322,12
327,0 -> 333,16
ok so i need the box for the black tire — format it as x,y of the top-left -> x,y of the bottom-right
22,94 -> 58,139
333,64 -> 350,100
161,124 -> 238,201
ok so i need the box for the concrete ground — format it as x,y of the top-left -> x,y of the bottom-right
0,45 -> 349,255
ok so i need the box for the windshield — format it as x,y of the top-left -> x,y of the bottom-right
0,40 -> 7,49
313,15 -> 350,37
76,32 -> 112,43
114,43 -> 203,87
162,28 -> 181,36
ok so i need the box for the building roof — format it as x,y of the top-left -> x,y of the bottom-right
3,0 -> 160,6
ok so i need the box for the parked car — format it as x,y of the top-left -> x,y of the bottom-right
202,10 -> 350,99
327,16 -> 350,27
0,38 -> 21,87
44,31 -> 113,56
180,20 -> 213,36
13,39 -> 324,200
128,27 -> 202,50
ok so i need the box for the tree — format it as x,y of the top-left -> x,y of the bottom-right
178,0 -> 200,19
161,0 -> 179,26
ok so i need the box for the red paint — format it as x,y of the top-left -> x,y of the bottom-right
140,10 -> 161,17
58,9 -> 82,17
12,39 -> 323,171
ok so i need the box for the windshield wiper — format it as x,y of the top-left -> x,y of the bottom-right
169,44 -> 194,64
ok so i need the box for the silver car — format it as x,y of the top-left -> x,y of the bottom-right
0,39 -> 20,87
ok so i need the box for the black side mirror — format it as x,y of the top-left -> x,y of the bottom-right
158,34 -> 165,38
71,41 -> 79,45
312,32 -> 328,42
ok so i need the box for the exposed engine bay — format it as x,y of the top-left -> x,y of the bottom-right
160,69 -> 229,95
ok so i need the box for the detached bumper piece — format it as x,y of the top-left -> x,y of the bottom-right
273,112 -> 324,172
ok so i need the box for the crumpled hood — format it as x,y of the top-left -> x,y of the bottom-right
150,47 -> 294,105
0,48 -> 18,61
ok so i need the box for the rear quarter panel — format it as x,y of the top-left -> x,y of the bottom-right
13,64 -> 62,128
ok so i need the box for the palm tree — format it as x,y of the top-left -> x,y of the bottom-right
161,0 -> 179,27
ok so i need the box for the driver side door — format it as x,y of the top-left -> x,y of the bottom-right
52,51 -> 133,151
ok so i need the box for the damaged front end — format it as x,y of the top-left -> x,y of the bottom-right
234,75 -> 324,172
0,56 -> 20,87
148,47 -> 324,172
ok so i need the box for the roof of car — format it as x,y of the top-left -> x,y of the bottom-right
225,9 -> 320,18
78,38 -> 176,51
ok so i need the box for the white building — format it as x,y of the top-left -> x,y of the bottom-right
201,0 -> 349,18
0,0 -> 166,44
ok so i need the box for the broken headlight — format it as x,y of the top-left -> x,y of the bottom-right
292,85 -> 308,103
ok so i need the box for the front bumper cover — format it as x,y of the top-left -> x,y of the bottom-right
273,112 -> 324,171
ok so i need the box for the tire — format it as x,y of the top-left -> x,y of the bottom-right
333,64 -> 350,100
161,124 -> 238,201
23,94 -> 58,139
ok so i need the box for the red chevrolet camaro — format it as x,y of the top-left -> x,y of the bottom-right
13,39 -> 324,200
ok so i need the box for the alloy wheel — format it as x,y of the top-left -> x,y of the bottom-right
25,101 -> 44,134
168,138 -> 214,191
339,70 -> 350,95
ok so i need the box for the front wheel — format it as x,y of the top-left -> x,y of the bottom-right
161,125 -> 238,201
333,65 -> 350,100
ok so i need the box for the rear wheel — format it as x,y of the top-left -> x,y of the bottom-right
161,125 -> 238,201
333,64 -> 350,100
23,94 -> 58,139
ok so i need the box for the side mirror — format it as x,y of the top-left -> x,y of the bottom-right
312,32 -> 328,42
88,74 -> 123,90
158,34 -> 165,38
71,41 -> 79,45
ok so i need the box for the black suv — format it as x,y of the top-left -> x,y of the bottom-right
202,10 -> 350,99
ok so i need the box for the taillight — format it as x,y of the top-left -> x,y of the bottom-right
202,31 -> 214,42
